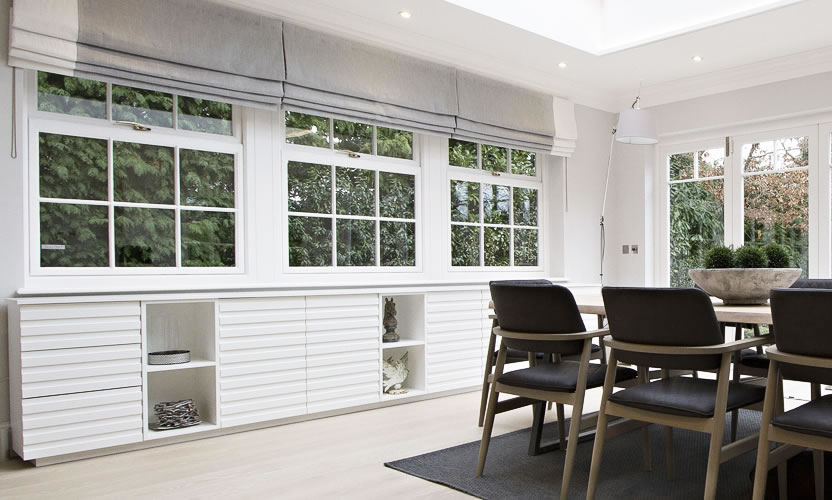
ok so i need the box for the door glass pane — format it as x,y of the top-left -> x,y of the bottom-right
697,148 -> 724,178
177,97 -> 232,135
285,111 -> 329,148
333,120 -> 372,154
181,210 -> 235,267
669,179 -> 724,287
449,139 -> 476,168
180,150 -> 235,208
335,167 -> 375,216
113,142 -> 175,205
379,172 -> 415,219
484,227 -> 510,266
482,184 -> 510,224
336,218 -> 375,266
114,207 -> 175,267
37,72 -> 106,118
744,170 -> 809,276
380,221 -> 415,266
451,225 -> 480,266
669,152 -> 694,181
112,85 -> 173,128
450,181 -> 480,223
39,133 -> 108,201
742,141 -> 775,173
514,228 -> 538,266
481,144 -> 507,172
775,136 -> 809,169
288,216 -> 332,267
377,127 -> 413,160
287,162 -> 331,214
40,203 -> 109,267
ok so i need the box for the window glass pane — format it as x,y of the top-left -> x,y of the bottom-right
669,152 -> 694,181
40,203 -> 109,267
336,167 -> 375,216
180,149 -> 235,208
285,111 -> 329,148
742,141 -> 774,173
514,229 -> 538,266
336,218 -> 375,266
177,97 -> 232,135
670,179 -> 724,287
482,184 -> 510,224
113,142 -> 175,205
744,170 -> 808,277
513,187 -> 538,226
115,207 -> 175,267
112,85 -> 173,128
37,72 -> 105,118
39,133 -> 107,201
451,225 -> 480,266
697,149 -> 724,178
449,139 -> 477,168
484,227 -> 510,266
379,172 -> 415,219
511,149 -> 536,176
289,216 -> 332,267
333,120 -> 372,154
450,180 -> 480,223
776,136 -> 809,169
377,127 -> 413,159
181,210 -> 235,267
287,161 -> 331,214
482,144 -> 507,173
380,221 -> 415,266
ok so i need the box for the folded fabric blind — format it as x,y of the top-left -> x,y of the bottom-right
282,24 -> 458,136
9,0 -> 285,108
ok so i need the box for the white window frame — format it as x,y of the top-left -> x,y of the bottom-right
26,71 -> 245,276
444,140 -> 544,271
280,112 -> 422,273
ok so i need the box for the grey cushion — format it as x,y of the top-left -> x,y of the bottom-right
739,349 -> 770,370
773,395 -> 832,439
497,361 -> 636,393
609,377 -> 766,418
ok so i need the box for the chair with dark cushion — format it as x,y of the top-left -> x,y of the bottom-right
477,281 -> 637,500
752,288 -> 832,500
587,287 -> 770,500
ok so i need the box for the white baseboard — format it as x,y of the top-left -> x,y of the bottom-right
0,422 -> 10,460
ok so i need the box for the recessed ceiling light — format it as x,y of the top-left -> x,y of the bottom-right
558,62 -> 567,69
399,10 -> 412,19
692,55 -> 703,62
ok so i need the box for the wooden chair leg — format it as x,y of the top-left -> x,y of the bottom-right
478,325 -> 498,427
731,349 -> 741,442
752,361 -> 779,500
703,353 -> 732,500
664,426 -> 674,480
777,464 -> 788,500
814,449 -> 824,500
476,345 -> 507,477
559,339 -> 592,500
638,366 -> 652,471
587,350 -> 618,500
556,404 -> 566,451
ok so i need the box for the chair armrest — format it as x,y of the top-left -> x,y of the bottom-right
766,347 -> 832,369
488,300 -> 495,310
604,334 -> 772,355
493,327 -> 609,342
488,314 -> 497,320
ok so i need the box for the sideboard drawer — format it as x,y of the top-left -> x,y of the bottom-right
21,344 -> 142,398
19,302 -> 141,351
20,387 -> 143,460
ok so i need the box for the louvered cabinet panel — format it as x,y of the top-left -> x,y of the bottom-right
21,345 -> 142,398
482,289 -> 495,364
426,291 -> 486,392
218,298 -> 307,427
19,302 -> 141,351
306,295 -> 380,413
19,387 -> 143,460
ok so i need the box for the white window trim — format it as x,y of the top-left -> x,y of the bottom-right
280,115 -> 423,273
26,71 -> 245,276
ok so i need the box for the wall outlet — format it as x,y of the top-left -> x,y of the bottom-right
622,245 -> 629,254
631,245 -> 639,255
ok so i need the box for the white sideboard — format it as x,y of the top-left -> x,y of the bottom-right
8,285 -> 501,465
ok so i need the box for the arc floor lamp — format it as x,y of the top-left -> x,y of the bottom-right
599,93 -> 657,284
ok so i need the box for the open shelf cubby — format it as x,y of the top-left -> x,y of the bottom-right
380,343 -> 426,400
145,301 -> 217,369
380,294 -> 425,345
145,366 -> 218,439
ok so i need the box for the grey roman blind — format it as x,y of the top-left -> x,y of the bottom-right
282,24 -> 458,135
9,0 -> 285,108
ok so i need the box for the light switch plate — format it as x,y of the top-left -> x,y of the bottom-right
622,245 -> 629,254
631,245 -> 639,255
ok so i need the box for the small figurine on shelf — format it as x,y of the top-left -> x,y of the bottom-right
383,351 -> 409,395
382,298 -> 399,343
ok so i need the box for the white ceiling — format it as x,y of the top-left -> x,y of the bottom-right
224,0 -> 832,112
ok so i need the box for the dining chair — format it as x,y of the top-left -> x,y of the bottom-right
478,280 -> 603,427
752,288 -> 832,500
587,287 -> 770,500
477,281 -> 638,500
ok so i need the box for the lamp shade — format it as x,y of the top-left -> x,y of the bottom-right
615,107 -> 657,144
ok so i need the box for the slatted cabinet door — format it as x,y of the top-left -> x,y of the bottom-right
218,298 -> 307,427
306,295 -> 381,413
426,291 -> 487,392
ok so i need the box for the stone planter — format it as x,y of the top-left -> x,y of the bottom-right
688,268 -> 802,305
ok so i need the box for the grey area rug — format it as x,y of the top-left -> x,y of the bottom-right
385,409 -> 762,499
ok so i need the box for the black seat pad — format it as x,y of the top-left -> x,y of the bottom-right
773,395 -> 832,439
502,345 -> 601,363
497,361 -> 636,393
609,377 -> 766,418
739,349 -> 769,370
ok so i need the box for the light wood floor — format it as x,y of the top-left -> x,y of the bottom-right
0,390 -> 594,499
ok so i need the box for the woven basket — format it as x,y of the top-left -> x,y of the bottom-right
148,349 -> 190,365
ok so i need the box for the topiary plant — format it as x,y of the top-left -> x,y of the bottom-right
704,246 -> 735,269
764,243 -> 792,268
734,245 -> 768,268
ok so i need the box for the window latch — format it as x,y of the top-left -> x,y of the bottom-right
336,150 -> 361,159
115,120 -> 152,132
491,170 -> 501,176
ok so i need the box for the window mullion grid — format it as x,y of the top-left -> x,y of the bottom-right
107,138 -> 115,269
509,187 -> 515,266
476,143 -> 482,171
329,119 -> 335,152
506,147 -> 512,175
479,183 -> 485,266
372,126 -> 378,156
375,170 -> 380,266
331,163 -> 337,267
174,146 -> 182,268
106,83 -> 112,122
172,95 -> 178,130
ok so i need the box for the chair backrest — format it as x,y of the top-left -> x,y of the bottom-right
791,279 -> 832,289
770,288 -> 832,384
602,287 -> 724,370
489,281 -> 585,355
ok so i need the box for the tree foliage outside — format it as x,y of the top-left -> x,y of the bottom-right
285,111 -> 413,160
449,139 -> 477,168
285,111 -> 330,148
36,72 -> 237,269
511,149 -> 536,176
334,120 -> 372,154
482,144 -> 507,172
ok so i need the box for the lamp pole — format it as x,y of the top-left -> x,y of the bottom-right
599,127 -> 616,286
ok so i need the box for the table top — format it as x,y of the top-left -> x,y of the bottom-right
573,294 -> 773,325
